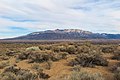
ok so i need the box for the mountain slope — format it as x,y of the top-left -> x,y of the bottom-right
4,29 -> 120,40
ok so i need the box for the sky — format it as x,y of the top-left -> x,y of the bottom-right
0,0 -> 120,39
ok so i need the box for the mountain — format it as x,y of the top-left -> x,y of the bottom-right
4,29 -> 120,40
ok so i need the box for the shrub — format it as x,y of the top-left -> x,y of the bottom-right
70,44 -> 107,67
1,66 -> 37,80
66,46 -> 76,54
30,64 -> 51,79
77,45 -> 90,53
52,45 -> 67,52
52,46 -> 61,52
50,53 -> 61,61
72,65 -> 82,72
114,71 -> 120,80
0,72 -> 17,80
0,61 -> 10,69
30,65 -> 51,79
28,51 -> 51,63
15,59 -> 21,63
77,44 -> 101,55
16,70 -> 37,80
6,51 -> 16,56
59,46 -> 67,52
65,71 -> 105,80
17,51 -> 51,63
109,62 -> 120,73
37,72 -> 50,79
59,52 -> 68,59
26,46 -> 40,51
0,56 -> 9,60
101,46 -> 115,53
51,52 -> 68,61
17,52 -> 29,60
69,53 -> 108,67
18,50 -> 67,63
109,62 -> 120,80
44,61 -> 52,70
39,45 -> 52,50
31,64 -> 40,70
31,64 -> 43,72
6,49 -> 20,54
112,50 -> 120,60
39,45 -> 46,50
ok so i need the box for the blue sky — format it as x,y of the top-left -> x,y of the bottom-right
0,0 -> 120,39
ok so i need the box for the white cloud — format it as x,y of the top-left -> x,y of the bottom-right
0,0 -> 120,38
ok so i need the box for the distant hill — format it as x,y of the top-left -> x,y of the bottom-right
4,29 -> 120,40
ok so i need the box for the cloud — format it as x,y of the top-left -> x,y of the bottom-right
0,0 -> 120,38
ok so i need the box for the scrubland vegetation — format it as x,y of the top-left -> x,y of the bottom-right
0,41 -> 120,80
